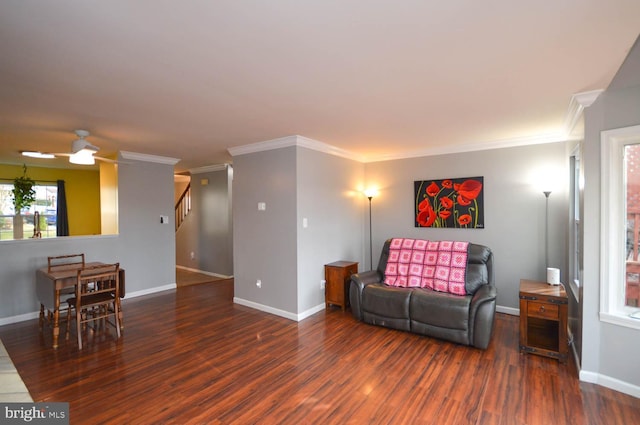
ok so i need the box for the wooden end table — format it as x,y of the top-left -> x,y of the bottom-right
324,261 -> 358,311
519,279 -> 568,363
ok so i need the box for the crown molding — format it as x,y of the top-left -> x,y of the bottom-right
120,151 -> 180,165
228,135 -> 365,162
364,132 -> 568,163
189,164 -> 229,174
563,89 -> 604,136
227,89 -> 605,164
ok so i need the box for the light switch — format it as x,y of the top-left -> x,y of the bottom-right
258,202 -> 266,211
160,215 -> 169,224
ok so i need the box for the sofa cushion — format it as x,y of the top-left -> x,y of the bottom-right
409,288 -> 472,330
362,284 -> 411,319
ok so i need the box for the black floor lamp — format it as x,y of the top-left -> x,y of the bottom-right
364,189 -> 376,270
544,190 -> 551,270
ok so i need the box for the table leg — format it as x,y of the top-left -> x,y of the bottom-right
39,304 -> 44,331
52,289 -> 61,349
117,298 -> 124,330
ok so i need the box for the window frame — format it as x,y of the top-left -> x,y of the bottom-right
568,146 -> 582,301
0,181 -> 58,240
600,124 -> 640,329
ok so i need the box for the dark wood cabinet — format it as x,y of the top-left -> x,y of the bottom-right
324,261 -> 358,311
519,279 -> 568,363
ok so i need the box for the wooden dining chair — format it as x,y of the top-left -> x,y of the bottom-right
48,253 -> 85,272
65,263 -> 121,349
40,254 -> 87,330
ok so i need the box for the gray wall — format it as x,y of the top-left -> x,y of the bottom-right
176,166 -> 233,276
117,158 -> 176,294
363,143 -> 569,311
232,143 -> 364,318
581,36 -> 640,390
233,147 -> 299,314
296,147 -> 364,313
0,156 -> 177,323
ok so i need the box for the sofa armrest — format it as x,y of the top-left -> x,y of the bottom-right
349,270 -> 382,320
470,283 -> 496,305
469,284 -> 497,348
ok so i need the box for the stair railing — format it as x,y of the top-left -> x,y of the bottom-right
175,183 -> 191,231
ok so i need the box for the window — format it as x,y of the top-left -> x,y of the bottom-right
569,146 -> 582,297
0,182 -> 58,240
601,125 -> 640,328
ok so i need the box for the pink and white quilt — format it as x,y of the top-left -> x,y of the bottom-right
383,238 -> 469,295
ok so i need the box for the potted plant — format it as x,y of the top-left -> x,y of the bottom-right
11,164 -> 36,239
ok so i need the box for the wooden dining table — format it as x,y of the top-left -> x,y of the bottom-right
36,262 -> 125,349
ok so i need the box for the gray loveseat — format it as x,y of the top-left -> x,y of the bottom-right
349,239 -> 497,349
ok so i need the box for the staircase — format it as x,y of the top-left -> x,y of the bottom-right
175,183 -> 191,231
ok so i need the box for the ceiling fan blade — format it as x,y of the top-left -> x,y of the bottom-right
94,156 -> 119,164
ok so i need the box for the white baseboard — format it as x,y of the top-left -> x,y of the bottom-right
176,265 -> 233,279
496,305 -> 519,316
233,297 -> 325,322
233,297 -> 297,321
125,283 -> 177,299
0,311 -> 40,327
579,369 -> 640,399
506,308 -> 639,399
0,284 -> 177,326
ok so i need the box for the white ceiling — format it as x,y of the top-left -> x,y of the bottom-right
1,1 -> 639,172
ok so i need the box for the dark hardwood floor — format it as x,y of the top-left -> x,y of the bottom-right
1,280 -> 638,424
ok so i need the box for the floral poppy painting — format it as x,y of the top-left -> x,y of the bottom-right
414,177 -> 484,228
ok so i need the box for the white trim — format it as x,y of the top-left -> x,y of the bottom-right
569,279 -> 580,303
228,135 -> 365,162
225,89 -> 602,164
0,311 -> 39,326
579,369 -> 640,399
599,312 -> 640,330
124,284 -> 177,298
176,265 -> 233,279
233,297 -> 298,321
298,304 -> 327,321
189,164 -> 229,174
367,132 -> 568,163
0,284 -> 177,326
232,297 -> 325,322
600,124 -> 640,326
496,305 -> 519,316
564,90 -> 604,136
120,151 -> 180,165
228,133 -> 573,164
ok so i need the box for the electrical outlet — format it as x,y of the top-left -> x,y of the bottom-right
256,279 -> 262,288
190,251 -> 195,260
320,279 -> 326,290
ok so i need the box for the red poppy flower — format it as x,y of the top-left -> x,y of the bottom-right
458,214 -> 472,225
457,194 -> 471,206
457,179 -> 482,201
442,179 -> 453,189
439,210 -> 451,219
426,181 -> 440,197
418,198 -> 430,211
417,203 -> 437,227
440,197 -> 453,209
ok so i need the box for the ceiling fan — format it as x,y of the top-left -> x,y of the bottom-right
22,129 -> 118,165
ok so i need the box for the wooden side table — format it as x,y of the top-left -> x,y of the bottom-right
325,261 -> 358,311
519,279 -> 568,363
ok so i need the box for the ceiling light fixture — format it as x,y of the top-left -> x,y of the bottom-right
69,130 -> 99,165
